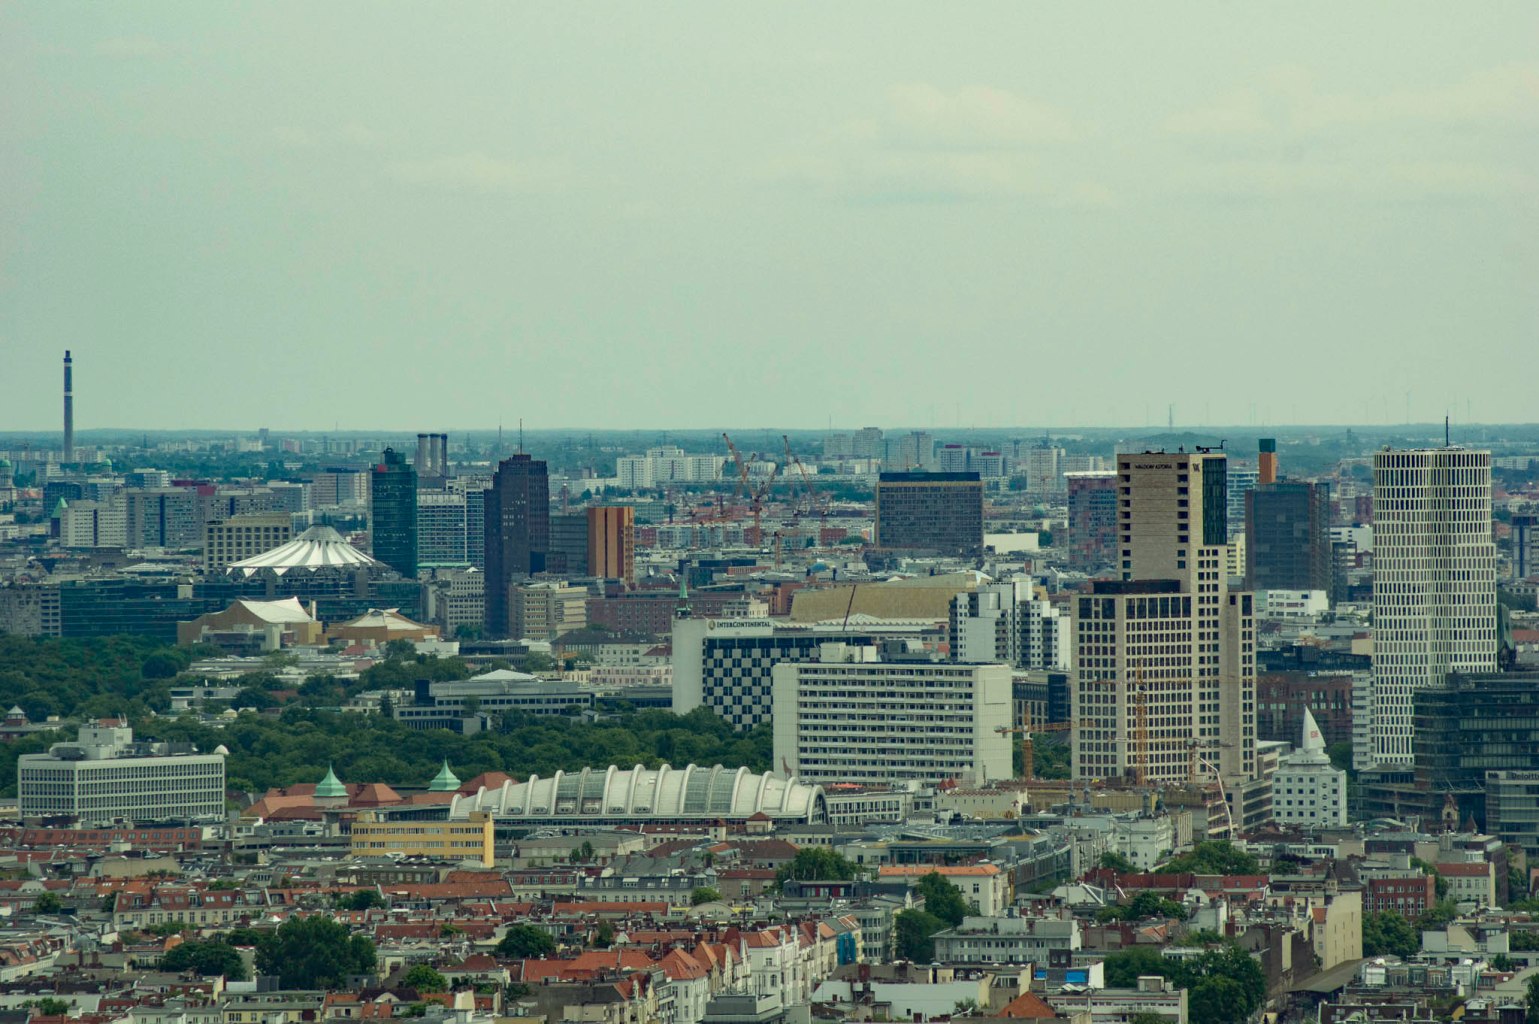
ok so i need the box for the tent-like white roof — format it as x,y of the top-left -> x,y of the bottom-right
450,763 -> 826,824
228,526 -> 380,576
233,597 -> 317,623
334,608 -> 431,633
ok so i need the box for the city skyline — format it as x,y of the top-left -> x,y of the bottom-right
4,4 -> 1536,430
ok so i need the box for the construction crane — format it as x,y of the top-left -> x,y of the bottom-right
996,709 -> 1093,783
723,433 -> 751,503
1088,667 -> 1151,786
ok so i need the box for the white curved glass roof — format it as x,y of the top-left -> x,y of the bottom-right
229,526 -> 381,576
450,763 -> 825,823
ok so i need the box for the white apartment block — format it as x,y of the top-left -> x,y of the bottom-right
1364,448 -> 1495,768
18,723 -> 226,825
417,490 -> 471,565
771,644 -> 1011,786
617,447 -> 727,491
950,580 -> 1071,671
59,498 -> 128,549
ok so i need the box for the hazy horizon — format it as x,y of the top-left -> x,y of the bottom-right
4,3 -> 1535,431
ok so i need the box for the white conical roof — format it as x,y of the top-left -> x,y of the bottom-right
228,526 -> 381,576
1292,708 -> 1332,764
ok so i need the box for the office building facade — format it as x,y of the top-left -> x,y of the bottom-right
588,506 -> 636,584
874,471 -> 984,557
483,454 -> 550,637
369,447 -> 418,577
672,617 -> 941,730
204,512 -> 292,570
1066,470 -> 1120,572
17,722 -> 226,826
1245,481 -> 1333,595
1071,451 -> 1257,785
772,644 -> 1011,786
417,491 -> 471,566
1364,448 -> 1496,768
1272,709 -> 1348,828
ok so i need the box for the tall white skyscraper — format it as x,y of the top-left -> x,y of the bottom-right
1362,448 -> 1496,768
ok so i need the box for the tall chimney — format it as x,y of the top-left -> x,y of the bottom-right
63,350 -> 74,464
416,433 -> 431,475
435,433 -> 449,476
1258,437 -> 1277,484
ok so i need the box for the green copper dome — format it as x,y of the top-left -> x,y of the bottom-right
428,759 -> 461,792
314,765 -> 348,799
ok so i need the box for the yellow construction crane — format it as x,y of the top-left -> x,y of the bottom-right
996,708 -> 1093,783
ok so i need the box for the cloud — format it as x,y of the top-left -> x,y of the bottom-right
1164,63 -> 1539,139
878,83 -> 1080,149
387,152 -> 551,194
1177,157 -> 1536,203
767,83 -> 1099,204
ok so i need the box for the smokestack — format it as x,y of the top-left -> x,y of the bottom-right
416,433 -> 431,475
63,350 -> 74,464
1258,437 -> 1277,484
435,434 -> 448,476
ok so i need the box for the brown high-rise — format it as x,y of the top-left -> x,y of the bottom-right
483,454 -> 550,636
587,506 -> 635,585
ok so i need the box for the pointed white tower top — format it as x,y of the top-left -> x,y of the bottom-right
1301,708 -> 1326,754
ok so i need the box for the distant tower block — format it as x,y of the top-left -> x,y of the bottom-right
63,350 -> 74,463
1258,438 -> 1277,484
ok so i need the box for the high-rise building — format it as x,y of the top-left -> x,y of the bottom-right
1071,451 -> 1257,786
62,350 -> 74,464
772,643 -> 1011,786
1362,448 -> 1495,768
1226,462 -> 1259,541
949,580 -> 1070,671
874,471 -> 984,557
417,491 -> 471,566
547,513 -> 589,576
1021,445 -> 1063,494
587,506 -> 635,584
483,454 -> 550,637
1245,481 -> 1333,595
888,431 -> 935,471
124,488 -> 202,549
370,447 -> 418,577
204,512 -> 292,570
1513,513 -> 1538,581
1065,470 -> 1119,572
509,581 -> 588,640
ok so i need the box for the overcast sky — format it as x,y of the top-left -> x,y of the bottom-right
3,3 -> 1535,432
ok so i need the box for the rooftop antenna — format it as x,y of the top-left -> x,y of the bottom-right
519,418 -> 524,454
1445,415 -> 1450,447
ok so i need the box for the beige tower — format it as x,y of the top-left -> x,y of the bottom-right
1072,450 -> 1257,787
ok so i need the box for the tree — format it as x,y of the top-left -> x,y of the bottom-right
1188,976 -> 1248,1024
1417,898 -> 1457,930
1098,851 -> 1136,874
691,887 -> 723,906
1098,890 -> 1187,923
142,651 -> 188,680
1493,954 -> 1517,972
594,921 -> 615,949
497,924 -> 556,959
401,964 -> 448,993
1104,947 -> 1177,988
775,847 -> 860,887
894,909 -> 947,962
1526,975 -> 1539,1024
385,639 -> 416,661
336,889 -> 385,911
255,915 -> 377,989
914,872 -> 968,927
1362,910 -> 1419,958
24,999 -> 69,1016
32,891 -> 63,914
162,940 -> 248,980
1129,1015 -> 1170,1024
1156,842 -> 1260,876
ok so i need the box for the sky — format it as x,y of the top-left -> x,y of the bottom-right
3,3 -> 1536,432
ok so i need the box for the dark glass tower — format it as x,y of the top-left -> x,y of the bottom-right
483,454 -> 550,636
370,447 -> 418,577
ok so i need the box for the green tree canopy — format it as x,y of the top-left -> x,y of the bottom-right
1098,851 -> 1136,874
1363,910 -> 1419,958
1156,841 -> 1261,876
336,889 -> 386,911
496,924 -> 556,959
401,964 -> 448,993
775,847 -> 860,886
254,915 -> 377,989
162,940 -> 248,980
914,872 -> 969,927
691,887 -> 723,906
894,909 -> 947,962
